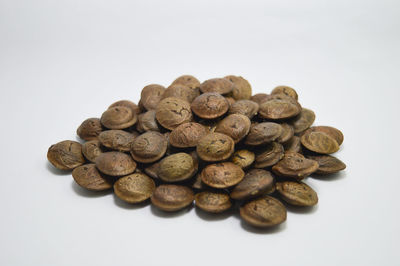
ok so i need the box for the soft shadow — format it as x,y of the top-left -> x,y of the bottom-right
113,194 -> 150,210
240,220 -> 287,234
194,207 -> 233,221
284,203 -> 319,214
46,161 -> 71,176
71,181 -> 111,198
311,171 -> 346,182
150,204 -> 193,218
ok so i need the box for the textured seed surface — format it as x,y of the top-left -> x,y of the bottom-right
229,100 -> 259,119
289,108 -> 316,134
311,126 -> 344,145
283,136 -> 302,153
155,97 -> 193,130
151,185 -> 194,212
100,106 -> 137,129
114,173 -> 155,203
200,162 -> 245,188
158,153 -> 195,182
47,140 -> 85,170
200,78 -> 235,95
169,122 -> 208,148
162,84 -> 199,103
82,140 -> 104,163
240,196 -> 287,227
109,100 -> 141,115
301,128 -> 340,154
250,93 -> 269,105
231,169 -> 275,200
276,123 -> 294,143
144,161 -> 161,179
191,92 -> 229,119
195,191 -> 232,213
254,142 -> 284,168
215,114 -> 251,143
130,131 -> 168,163
77,118 -> 102,141
72,164 -> 112,191
136,110 -> 160,132
225,75 -> 252,100
306,155 -> 346,175
272,152 -> 319,180
231,150 -> 255,169
196,133 -> 235,162
171,75 -> 201,90
271,85 -> 298,100
276,181 -> 318,206
98,130 -> 136,152
140,84 -> 165,110
95,151 -> 136,176
259,94 -> 301,120
245,122 -> 283,146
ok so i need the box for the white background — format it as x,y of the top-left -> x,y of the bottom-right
1,0 -> 399,265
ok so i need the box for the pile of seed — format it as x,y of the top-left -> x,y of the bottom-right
47,75 -> 346,229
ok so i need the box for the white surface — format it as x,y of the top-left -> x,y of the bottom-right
1,0 -> 399,265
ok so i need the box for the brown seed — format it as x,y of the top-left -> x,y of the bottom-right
191,174 -> 207,190
72,164 -> 112,191
100,106 -> 137,129
169,122 -> 208,148
77,118 -> 102,141
259,94 -> 301,120
229,100 -> 259,119
144,160 -> 161,179
109,100 -> 141,115
191,93 -> 229,119
276,181 -> 318,206
47,140 -> 85,170
300,127 -> 340,154
162,84 -> 199,103
311,126 -> 344,145
254,142 -> 284,168
231,150 -> 255,169
171,75 -> 201,90
283,136 -> 302,153
200,78 -> 235,95
245,122 -> 283,146
130,131 -> 168,163
250,93 -> 269,105
231,169 -> 275,200
200,162 -> 245,189
196,133 -> 235,162
271,85 -> 299,100
82,140 -> 104,163
95,151 -> 136,176
151,185 -> 194,212
289,108 -> 316,134
98,130 -> 136,152
276,123 -> 294,143
306,155 -> 346,175
195,191 -> 232,213
225,97 -> 236,107
224,75 -> 252,100
136,110 -> 160,133
155,97 -> 193,130
272,151 -> 319,180
114,173 -> 155,203
158,153 -> 196,182
215,114 -> 251,143
140,84 -> 165,110
240,196 -> 287,228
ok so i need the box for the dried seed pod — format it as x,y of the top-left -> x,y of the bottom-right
109,100 -> 141,115
196,133 -> 235,162
100,106 -> 137,129
300,127 -> 340,154
259,94 -> 301,120
191,93 -> 229,119
272,151 -> 319,180
229,100 -> 259,119
140,84 -> 165,111
224,75 -> 252,100
231,150 -> 255,169
47,140 -> 85,170
136,110 -> 160,133
215,114 -> 251,143
200,78 -> 235,95
254,142 -> 284,169
82,140 -> 105,163
200,162 -> 244,189
114,173 -> 156,203
306,155 -> 346,175
230,169 -> 275,200
95,151 -> 136,176
155,97 -> 193,130
98,130 -> 136,152
130,131 -> 168,163
158,153 -> 196,182
195,191 -> 232,213
151,185 -> 194,212
77,118 -> 103,141
276,181 -> 318,206
245,122 -> 283,146
169,122 -> 208,148
271,85 -> 298,100
72,164 -> 112,191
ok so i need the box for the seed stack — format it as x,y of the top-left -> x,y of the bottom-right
47,75 -> 346,229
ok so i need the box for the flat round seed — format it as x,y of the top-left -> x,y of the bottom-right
245,122 -> 283,146
158,153 -> 196,182
250,93 -> 269,105
306,155 -> 346,175
271,85 -> 298,100
109,100 -> 141,115
240,196 -> 287,228
95,151 -> 136,176
98,130 -> 136,152
162,84 -> 199,103
151,185 -> 194,212
130,131 -> 168,163
259,94 -> 301,120
272,151 -> 319,180
100,106 -> 137,129
200,78 -> 235,95
191,92 -> 229,119
196,133 -> 235,162
301,128 -> 340,154
144,160 -> 161,179
311,126 -> 344,145
140,84 -> 165,111
77,118 -> 103,141
200,162 -> 245,189
231,169 -> 275,200
289,108 -> 316,134
231,150 -> 255,169
195,191 -> 232,213
72,164 -> 112,191
276,123 -> 294,143
254,142 -> 284,169
171,75 -> 201,90
229,100 -> 259,119
225,97 -> 236,107
82,140 -> 104,163
114,173 -> 155,203
47,140 -> 85,170
215,114 -> 251,143
136,110 -> 160,132
283,136 -> 302,153
169,122 -> 208,148
224,75 -> 252,100
155,97 -> 193,130
276,181 -> 318,206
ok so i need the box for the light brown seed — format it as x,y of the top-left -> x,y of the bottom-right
276,181 -> 318,206
272,151 -> 319,180
254,142 -> 284,169
77,118 -> 103,141
200,78 -> 235,95
72,164 -> 112,191
250,93 -> 269,105
82,140 -> 104,163
196,133 -> 235,162
229,100 -> 259,119
311,126 -> 344,145
158,153 -> 196,182
155,97 -> 193,130
259,94 -> 301,120
231,169 -> 275,200
306,155 -> 346,175
98,130 -> 136,152
114,173 -> 155,203
271,85 -> 298,100
95,151 -> 136,176
169,122 -> 208,148
130,131 -> 168,163
289,108 -> 316,134
140,84 -> 165,110
215,114 -> 251,143
191,92 -> 229,119
136,110 -> 160,133
171,75 -> 201,90
109,100 -> 141,115
100,106 -> 137,129
200,162 -> 245,189
151,185 -> 194,212
195,191 -> 232,213
47,140 -> 85,170
231,150 -> 255,169
224,75 -> 252,100
301,127 -> 340,154
162,84 -> 199,103
245,122 -> 283,146
144,160 -> 161,179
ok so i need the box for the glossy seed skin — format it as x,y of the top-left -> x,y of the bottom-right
47,140 -> 85,170
95,152 -> 136,176
196,133 -> 235,162
200,162 -> 245,189
114,173 -> 155,203
72,164 -> 112,191
151,185 -> 194,212
276,181 -> 318,206
195,191 -> 232,213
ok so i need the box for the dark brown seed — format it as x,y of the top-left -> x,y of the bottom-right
162,84 -> 199,103
259,94 -> 301,120
196,133 -> 235,162
311,126 -> 344,145
229,100 -> 259,119
224,75 -> 252,100
283,136 -> 302,153
136,110 -> 160,133
231,150 -> 255,169
151,185 -> 194,212
191,93 -> 229,119
245,122 -> 283,146
100,106 -> 137,129
272,151 -> 319,180
195,191 -> 232,213
276,181 -> 318,206
98,130 -> 136,152
230,169 -> 275,200
109,100 -> 141,115
240,196 -> 287,228
289,108 -> 316,134
215,114 -> 251,143
200,162 -> 245,189
155,97 -> 193,130
144,161 -> 161,179
169,122 -> 208,148
300,127 -> 340,154
72,164 -> 112,191
254,142 -> 284,168
250,93 -> 269,105
140,84 -> 165,111
271,85 -> 298,100
171,75 -> 201,90
276,123 -> 294,143
114,173 -> 155,203
200,78 -> 235,95
95,151 -> 136,176
306,155 -> 346,175
158,153 -> 196,182
130,131 -> 168,163
47,140 -> 85,170
77,118 -> 102,141
82,140 -> 104,163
